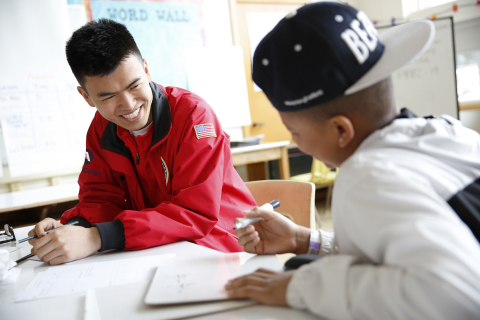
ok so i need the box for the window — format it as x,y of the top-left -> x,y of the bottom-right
402,0 -> 454,16
457,50 -> 480,102
418,0 -> 453,10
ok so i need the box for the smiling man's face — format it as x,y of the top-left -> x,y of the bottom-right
77,54 -> 153,131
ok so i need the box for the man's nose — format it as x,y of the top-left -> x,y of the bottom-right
119,92 -> 136,110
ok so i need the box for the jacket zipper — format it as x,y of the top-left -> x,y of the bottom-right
136,153 -> 140,165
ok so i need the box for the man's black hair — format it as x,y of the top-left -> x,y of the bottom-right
66,19 -> 142,89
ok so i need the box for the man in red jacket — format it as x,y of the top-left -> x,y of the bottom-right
28,19 -> 257,265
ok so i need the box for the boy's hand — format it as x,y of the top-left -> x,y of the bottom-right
225,269 -> 294,306
28,218 -> 62,238
28,218 -> 101,265
235,207 -> 310,255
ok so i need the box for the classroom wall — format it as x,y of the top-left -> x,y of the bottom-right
0,0 -> 247,193
1,0 -> 479,194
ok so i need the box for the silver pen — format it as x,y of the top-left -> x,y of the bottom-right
234,200 -> 280,229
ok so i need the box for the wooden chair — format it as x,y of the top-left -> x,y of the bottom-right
290,159 -> 338,216
244,180 -> 316,229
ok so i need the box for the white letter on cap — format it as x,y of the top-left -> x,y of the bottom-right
351,19 -> 377,52
341,28 -> 369,64
357,11 -> 378,50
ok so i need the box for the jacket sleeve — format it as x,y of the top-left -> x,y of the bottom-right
61,114 -> 130,230
286,166 -> 480,320
115,101 -> 238,250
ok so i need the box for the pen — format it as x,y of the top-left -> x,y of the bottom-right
16,220 -> 79,244
15,253 -> 34,264
234,200 -> 280,230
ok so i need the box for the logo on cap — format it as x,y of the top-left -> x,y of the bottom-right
340,11 -> 378,64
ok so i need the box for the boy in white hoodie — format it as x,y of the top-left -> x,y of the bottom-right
226,2 -> 480,319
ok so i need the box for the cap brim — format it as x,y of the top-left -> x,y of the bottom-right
345,19 -> 435,95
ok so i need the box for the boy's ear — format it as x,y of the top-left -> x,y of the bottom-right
143,59 -> 152,83
329,115 -> 354,148
77,86 -> 95,108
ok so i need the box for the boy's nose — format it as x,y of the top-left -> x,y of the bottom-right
119,93 -> 136,111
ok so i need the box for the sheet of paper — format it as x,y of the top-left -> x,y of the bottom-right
15,254 -> 175,302
145,253 -> 282,305
84,289 -> 102,320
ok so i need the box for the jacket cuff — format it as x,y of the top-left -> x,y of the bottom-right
94,220 -> 126,252
67,216 -> 92,228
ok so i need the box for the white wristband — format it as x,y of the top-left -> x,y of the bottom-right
307,229 -> 322,255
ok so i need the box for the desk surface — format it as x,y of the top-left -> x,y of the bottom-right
2,226 -> 319,320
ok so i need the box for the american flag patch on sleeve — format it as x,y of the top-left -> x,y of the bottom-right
194,123 -> 217,139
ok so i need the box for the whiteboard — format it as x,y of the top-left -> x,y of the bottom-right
0,0 -> 95,177
378,18 -> 458,119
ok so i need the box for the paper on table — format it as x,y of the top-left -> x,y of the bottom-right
84,289 -> 102,320
145,253 -> 282,305
14,254 -> 175,302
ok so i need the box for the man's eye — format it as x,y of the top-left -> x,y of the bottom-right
131,84 -> 140,89
103,95 -> 114,101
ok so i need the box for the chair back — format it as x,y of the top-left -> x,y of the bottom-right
311,159 -> 337,185
244,180 -> 315,229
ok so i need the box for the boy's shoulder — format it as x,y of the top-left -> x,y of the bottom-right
338,116 -> 480,197
358,115 -> 480,160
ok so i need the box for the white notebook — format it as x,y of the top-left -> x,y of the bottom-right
144,252 -> 282,305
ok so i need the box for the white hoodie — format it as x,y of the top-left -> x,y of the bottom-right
287,110 -> 480,320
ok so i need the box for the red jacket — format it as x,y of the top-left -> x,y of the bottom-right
61,83 -> 256,252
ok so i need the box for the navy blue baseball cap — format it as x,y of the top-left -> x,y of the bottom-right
252,2 -> 435,111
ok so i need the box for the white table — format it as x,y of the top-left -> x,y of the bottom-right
1,226 -> 319,320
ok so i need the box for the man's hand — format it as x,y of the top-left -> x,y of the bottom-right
28,218 -> 101,265
225,269 -> 295,306
235,207 -> 310,255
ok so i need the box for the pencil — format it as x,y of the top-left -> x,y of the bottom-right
15,253 -> 34,264
16,220 -> 79,244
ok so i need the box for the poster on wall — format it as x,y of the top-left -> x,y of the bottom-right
89,0 -> 205,90
0,0 -> 96,178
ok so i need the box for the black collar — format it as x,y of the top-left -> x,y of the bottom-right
395,107 -> 451,124
100,82 -> 172,157
149,82 -> 172,147
395,108 -> 417,119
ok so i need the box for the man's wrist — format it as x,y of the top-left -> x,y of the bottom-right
89,227 -> 102,252
294,226 -> 311,255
